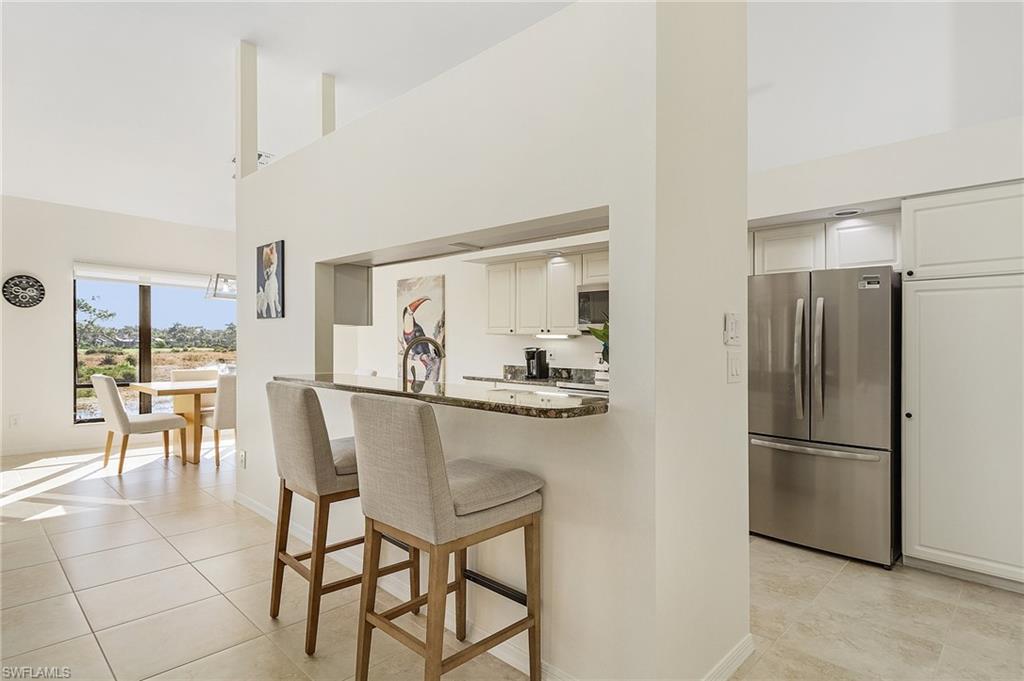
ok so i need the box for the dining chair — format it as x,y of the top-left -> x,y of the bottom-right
171,368 -> 218,408
91,375 -> 188,475
199,373 -> 236,467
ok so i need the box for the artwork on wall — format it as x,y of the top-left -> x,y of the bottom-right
256,240 -> 284,319
397,275 -> 445,386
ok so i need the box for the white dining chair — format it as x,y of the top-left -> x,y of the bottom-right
200,373 -> 236,467
91,374 -> 188,475
171,368 -> 218,408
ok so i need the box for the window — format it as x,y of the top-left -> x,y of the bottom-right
74,269 -> 236,423
74,279 -> 141,422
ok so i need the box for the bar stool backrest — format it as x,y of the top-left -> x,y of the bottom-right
91,374 -> 130,433
350,393 -> 457,545
266,381 -> 338,496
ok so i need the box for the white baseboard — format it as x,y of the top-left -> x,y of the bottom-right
903,555 -> 1024,594
234,491 -> 576,681
703,634 -> 755,681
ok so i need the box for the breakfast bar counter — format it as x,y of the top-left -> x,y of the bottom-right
273,373 -> 608,418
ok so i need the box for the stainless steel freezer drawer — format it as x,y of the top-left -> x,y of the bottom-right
749,435 -> 894,565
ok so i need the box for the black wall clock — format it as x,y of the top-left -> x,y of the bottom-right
3,275 -> 46,308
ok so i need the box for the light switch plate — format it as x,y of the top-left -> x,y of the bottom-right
727,351 -> 743,384
239,450 -> 247,469
723,313 -> 742,346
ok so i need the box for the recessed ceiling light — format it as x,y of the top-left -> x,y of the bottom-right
544,250 -> 564,257
832,208 -> 862,217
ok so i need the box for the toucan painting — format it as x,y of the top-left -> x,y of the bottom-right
397,276 -> 446,385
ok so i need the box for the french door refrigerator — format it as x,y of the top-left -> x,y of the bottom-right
748,266 -> 900,566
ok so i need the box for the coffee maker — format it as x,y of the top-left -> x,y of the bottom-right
524,347 -> 549,380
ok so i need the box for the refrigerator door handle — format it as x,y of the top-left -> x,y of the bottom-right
793,297 -> 805,420
812,296 -> 824,417
749,437 -> 881,462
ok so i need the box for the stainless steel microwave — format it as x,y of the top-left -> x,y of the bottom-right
578,284 -> 609,331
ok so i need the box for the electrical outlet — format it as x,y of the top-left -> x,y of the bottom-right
8,414 -> 21,428
239,450 -> 247,469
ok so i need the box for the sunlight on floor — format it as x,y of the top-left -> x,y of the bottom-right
1,439 -> 236,522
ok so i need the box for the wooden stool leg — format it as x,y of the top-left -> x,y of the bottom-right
102,431 -> 114,467
409,547 -> 421,615
525,513 -> 541,681
179,429 -> 188,465
455,548 -> 467,641
270,480 -> 293,619
304,498 -> 330,655
117,434 -> 130,475
214,430 -> 220,467
424,546 -> 450,681
355,519 -> 382,681
162,431 -> 170,459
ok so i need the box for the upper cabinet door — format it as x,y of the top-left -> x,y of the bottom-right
826,212 -> 901,270
581,251 -> 609,285
546,255 -> 581,334
753,223 -> 826,274
485,263 -> 516,335
902,181 -> 1024,280
515,259 -> 548,334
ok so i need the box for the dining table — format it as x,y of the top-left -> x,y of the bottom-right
128,380 -> 217,464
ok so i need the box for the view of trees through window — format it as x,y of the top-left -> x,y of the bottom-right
75,278 -> 236,422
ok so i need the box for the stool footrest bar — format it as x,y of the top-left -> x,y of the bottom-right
293,535 -> 364,561
463,569 -> 527,606
379,581 -> 457,621
366,611 -> 426,657
381,534 -> 410,552
278,552 -> 310,581
441,616 -> 534,674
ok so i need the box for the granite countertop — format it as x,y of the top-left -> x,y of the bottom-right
463,365 -> 599,388
462,375 -> 564,387
273,373 -> 608,419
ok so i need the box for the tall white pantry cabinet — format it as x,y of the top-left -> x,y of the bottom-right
901,181 -> 1024,583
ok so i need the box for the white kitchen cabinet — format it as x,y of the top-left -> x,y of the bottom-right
902,181 -> 1024,281
515,259 -> 548,334
753,223 -> 826,274
485,263 -> 516,335
581,251 -> 609,285
546,255 -> 581,334
902,274 -> 1024,582
826,212 -> 900,270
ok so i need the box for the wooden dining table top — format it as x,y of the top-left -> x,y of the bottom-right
128,380 -> 217,396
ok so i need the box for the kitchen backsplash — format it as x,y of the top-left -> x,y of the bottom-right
503,364 -> 597,383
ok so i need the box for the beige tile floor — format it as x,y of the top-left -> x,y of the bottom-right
735,535 -> 1024,681
1,441 -> 524,681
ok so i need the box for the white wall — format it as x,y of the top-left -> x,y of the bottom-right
0,196 -> 235,456
349,236 -> 606,381
749,116 -> 1024,220
748,2 -> 1023,172
237,4 -> 662,676
655,4 -> 750,677
236,3 -> 750,677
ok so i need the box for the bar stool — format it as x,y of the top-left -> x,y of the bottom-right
265,381 -> 420,655
350,393 -> 543,681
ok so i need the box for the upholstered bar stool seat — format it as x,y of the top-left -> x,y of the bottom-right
330,437 -> 358,476
351,394 -> 543,681
265,382 -> 418,656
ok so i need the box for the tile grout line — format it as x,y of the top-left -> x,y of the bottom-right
38,517 -> 120,681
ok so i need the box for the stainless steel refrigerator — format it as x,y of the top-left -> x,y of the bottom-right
748,266 -> 900,566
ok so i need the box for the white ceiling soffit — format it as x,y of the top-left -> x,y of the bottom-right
1,2 -> 568,231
